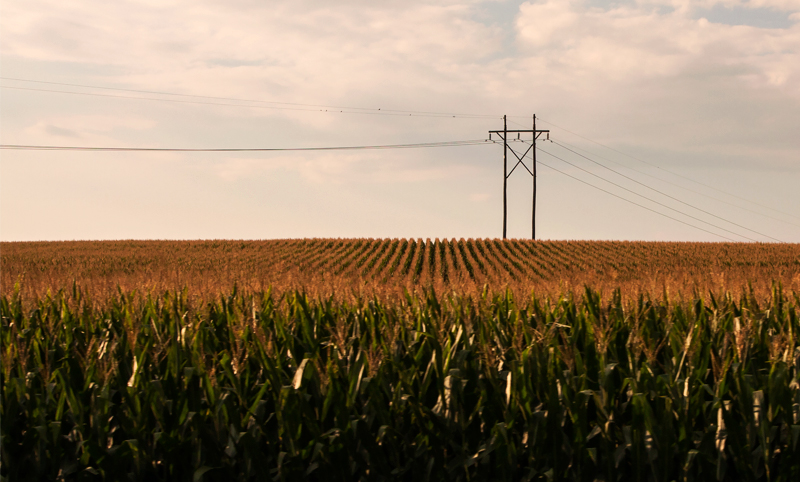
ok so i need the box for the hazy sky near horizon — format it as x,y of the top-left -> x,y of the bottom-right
1,0 -> 799,242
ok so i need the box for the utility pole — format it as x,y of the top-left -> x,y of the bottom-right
490,115 -> 549,240
503,115 -> 508,239
532,114 -> 537,240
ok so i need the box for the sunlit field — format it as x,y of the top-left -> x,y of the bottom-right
3,239 -> 799,302
2,240 -> 800,480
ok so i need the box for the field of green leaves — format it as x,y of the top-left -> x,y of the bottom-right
3,285 -> 800,481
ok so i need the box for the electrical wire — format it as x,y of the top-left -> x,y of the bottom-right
4,86 -> 488,118
508,117 -> 799,232
0,78 -> 500,119
0,139 -> 493,152
536,117 -> 800,222
531,143 -> 761,242
550,140 -> 785,242
534,159 -> 736,242
4,78 -> 793,236
550,138 -> 800,230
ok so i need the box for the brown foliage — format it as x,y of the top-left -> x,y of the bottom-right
2,239 -> 799,303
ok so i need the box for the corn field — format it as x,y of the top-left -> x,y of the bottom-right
3,239 -> 799,302
3,285 -> 800,481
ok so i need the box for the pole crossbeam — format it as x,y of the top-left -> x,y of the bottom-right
491,115 -> 548,240
489,130 -> 549,134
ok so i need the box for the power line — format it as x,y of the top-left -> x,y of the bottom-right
0,77 -> 499,119
535,159 -> 736,242
4,86 -> 479,118
5,79 -> 792,238
550,140 -> 784,243
504,126 -> 779,241
536,116 -> 800,222
0,139 -> 493,152
550,138 -> 800,230
492,137 -> 737,241
534,144 -> 760,242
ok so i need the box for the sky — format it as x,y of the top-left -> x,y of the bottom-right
1,0 -> 799,242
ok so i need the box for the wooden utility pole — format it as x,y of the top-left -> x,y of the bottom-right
532,114 -> 537,240
490,115 -> 549,240
503,115 -> 508,240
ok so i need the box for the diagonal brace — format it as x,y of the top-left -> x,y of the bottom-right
505,143 -> 534,178
508,143 -> 533,164
507,158 -> 533,178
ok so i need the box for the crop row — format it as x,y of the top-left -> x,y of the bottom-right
2,239 -> 799,302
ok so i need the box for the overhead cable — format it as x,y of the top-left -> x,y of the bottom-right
550,138 -> 800,230
0,139 -> 493,152
533,144 -> 760,242
510,114 -> 799,230
0,78 -> 499,119
550,140 -> 784,242
535,160 -> 735,242
536,117 -> 800,222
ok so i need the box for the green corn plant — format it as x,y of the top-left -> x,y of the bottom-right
2,285 -> 800,481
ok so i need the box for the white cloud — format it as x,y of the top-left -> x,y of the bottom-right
650,0 -> 800,11
516,0 -> 800,88
1,0 -> 798,241
21,115 -> 156,145
210,151 -> 480,185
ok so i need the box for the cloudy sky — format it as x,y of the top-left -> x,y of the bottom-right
1,0 -> 798,242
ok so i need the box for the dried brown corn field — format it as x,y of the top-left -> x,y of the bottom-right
3,239 -> 799,301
